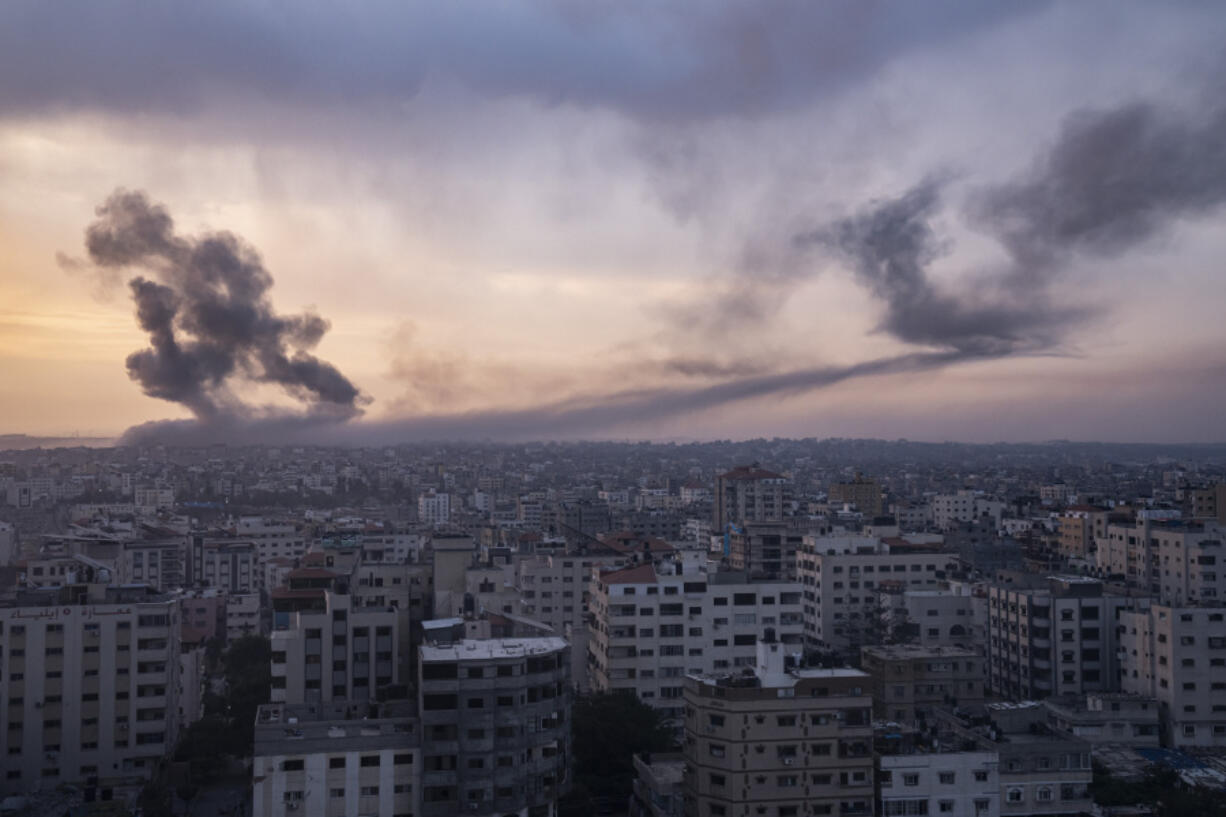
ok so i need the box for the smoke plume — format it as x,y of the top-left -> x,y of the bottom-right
803,177 -> 1084,358
973,100 -> 1226,273
73,189 -> 367,431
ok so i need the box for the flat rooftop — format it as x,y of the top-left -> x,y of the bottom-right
862,644 -> 979,660
420,637 -> 568,662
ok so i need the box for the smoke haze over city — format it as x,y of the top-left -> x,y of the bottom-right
3,1 -> 1226,444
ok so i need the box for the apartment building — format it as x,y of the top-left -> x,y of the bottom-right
861,645 -> 984,725
965,703 -> 1091,817
727,520 -> 828,579
828,475 -> 884,517
271,590 -> 401,704
120,539 -> 185,591
630,753 -> 686,817
797,537 -> 959,652
1056,506 -> 1110,560
227,591 -> 262,641
683,638 -> 874,817
879,585 -> 981,648
252,701 -> 419,817
1119,603 -> 1226,747
418,637 -> 570,817
712,465 -> 790,531
588,561 -> 804,723
986,577 -> 1145,700
932,492 -> 1005,532
236,517 -> 308,577
187,537 -> 257,592
1041,693 -> 1159,748
876,728 -> 999,817
1095,519 -> 1226,605
0,584 -> 180,798
418,491 -> 452,527
180,590 -> 226,645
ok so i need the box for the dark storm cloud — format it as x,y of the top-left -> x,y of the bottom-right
0,1 -> 1041,121
71,189 -> 366,426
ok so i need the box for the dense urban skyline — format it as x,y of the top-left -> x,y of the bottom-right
3,1 -> 1226,444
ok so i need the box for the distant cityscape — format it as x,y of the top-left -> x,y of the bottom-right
0,438 -> 1224,815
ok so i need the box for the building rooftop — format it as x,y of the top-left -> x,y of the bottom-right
420,637 -> 568,663
718,465 -> 785,481
599,563 -> 658,585
862,644 -> 980,660
253,701 -> 417,757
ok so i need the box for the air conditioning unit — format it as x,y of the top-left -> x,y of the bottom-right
285,804 -> 300,812
783,758 -> 794,766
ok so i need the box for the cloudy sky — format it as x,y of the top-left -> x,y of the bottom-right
2,0 -> 1225,444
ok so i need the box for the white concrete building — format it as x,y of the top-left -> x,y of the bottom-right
252,701 -> 419,817
271,591 -> 401,705
797,537 -> 959,652
986,577 -> 1146,700
417,491 -> 452,527
417,637 -> 571,817
0,585 -> 180,798
880,585 -> 981,648
236,517 -> 308,578
1120,603 -> 1226,748
879,746 -> 1000,817
226,591 -> 262,641
1095,519 -> 1226,604
588,560 -> 804,724
932,491 -> 1007,532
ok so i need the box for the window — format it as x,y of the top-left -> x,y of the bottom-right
938,772 -> 955,784
903,774 -> 919,786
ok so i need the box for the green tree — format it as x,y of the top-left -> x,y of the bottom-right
222,634 -> 272,750
570,691 -> 674,806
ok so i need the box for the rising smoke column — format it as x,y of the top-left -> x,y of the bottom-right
78,189 -> 366,427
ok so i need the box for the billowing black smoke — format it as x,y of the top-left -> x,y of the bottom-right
75,190 -> 366,432
802,177 -> 1084,358
973,100 -> 1226,273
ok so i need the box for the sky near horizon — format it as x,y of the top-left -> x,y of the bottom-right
2,1 -> 1226,444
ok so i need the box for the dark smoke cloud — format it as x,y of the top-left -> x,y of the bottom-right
802,178 -> 1084,357
72,189 -> 366,428
973,100 -> 1226,273
121,348 -> 978,445
108,93 -> 1226,446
